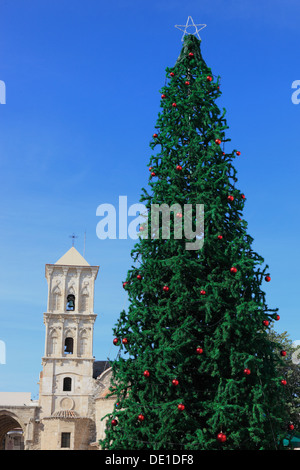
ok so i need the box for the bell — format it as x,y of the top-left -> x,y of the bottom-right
66,295 -> 75,311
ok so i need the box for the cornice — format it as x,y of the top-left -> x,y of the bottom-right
43,312 -> 97,321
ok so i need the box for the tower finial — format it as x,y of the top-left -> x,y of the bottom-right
175,16 -> 207,41
69,233 -> 78,247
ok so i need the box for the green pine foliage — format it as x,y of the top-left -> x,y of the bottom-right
99,34 -> 289,450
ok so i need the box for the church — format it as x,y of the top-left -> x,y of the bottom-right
0,247 -> 115,450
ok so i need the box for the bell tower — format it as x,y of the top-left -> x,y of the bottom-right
39,247 -> 99,450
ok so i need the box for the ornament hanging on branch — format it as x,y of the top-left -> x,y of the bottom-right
217,432 -> 226,443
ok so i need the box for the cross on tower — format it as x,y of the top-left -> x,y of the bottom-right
69,233 -> 78,247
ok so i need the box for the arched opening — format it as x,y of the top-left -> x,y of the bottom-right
64,337 -> 74,354
63,377 -> 72,392
0,411 -> 24,450
66,294 -> 75,311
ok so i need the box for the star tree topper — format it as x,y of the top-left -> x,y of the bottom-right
175,16 -> 207,41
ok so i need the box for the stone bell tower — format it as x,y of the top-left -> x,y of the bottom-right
38,247 -> 99,450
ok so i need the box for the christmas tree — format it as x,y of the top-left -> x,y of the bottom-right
99,30 -> 289,450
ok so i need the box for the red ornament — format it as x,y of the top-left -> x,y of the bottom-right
176,165 -> 182,171
230,266 -> 237,274
262,320 -> 269,327
172,102 -> 177,107
275,315 -> 280,321
153,133 -> 158,138
172,379 -> 179,386
280,350 -> 287,357
113,338 -> 119,345
217,235 -> 223,240
178,403 -> 185,411
185,81 -> 190,85
122,282 -> 128,288
188,52 -> 194,57
265,275 -> 271,282
217,432 -> 226,443
241,194 -> 245,199
243,368 -> 251,376
122,338 -> 128,344
163,285 -> 169,292
137,274 -> 142,280
215,139 -> 221,145
161,94 -> 166,99
207,75 -> 213,82
111,419 -> 118,427
149,166 -> 153,171
196,347 -> 203,355
138,414 -> 145,422
151,172 -> 156,177
169,72 -> 175,77
227,195 -> 234,202
236,151 -> 241,156
288,424 -> 295,431
200,290 -> 206,295
143,370 -> 150,378
281,379 -> 287,386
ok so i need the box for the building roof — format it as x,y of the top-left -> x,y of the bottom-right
54,247 -> 90,267
51,410 -> 79,419
93,361 -> 111,379
0,392 -> 33,406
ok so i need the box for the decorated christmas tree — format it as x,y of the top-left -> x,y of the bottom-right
99,25 -> 290,450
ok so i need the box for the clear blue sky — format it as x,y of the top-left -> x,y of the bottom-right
0,0 -> 300,397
